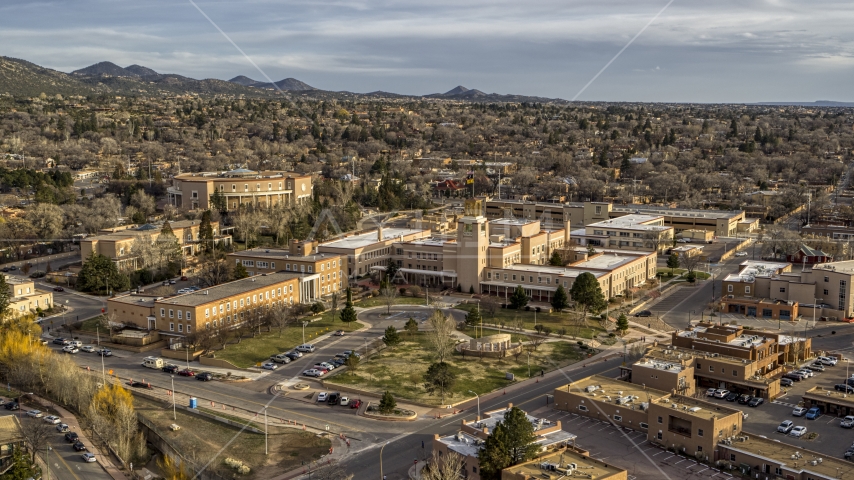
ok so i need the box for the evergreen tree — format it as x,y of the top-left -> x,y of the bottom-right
551,285 -> 569,312
423,362 -> 457,403
340,287 -> 358,324
378,391 -> 396,414
667,253 -> 680,275
160,220 -> 174,236
549,250 -> 563,266
569,272 -> 606,317
617,313 -> 629,335
199,210 -> 214,251
382,325 -> 401,348
0,274 -> 10,319
509,285 -> 529,309
233,262 -> 249,279
404,317 -> 419,337
385,257 -> 399,283
464,307 -> 482,328
78,253 -> 130,295
478,407 -> 540,479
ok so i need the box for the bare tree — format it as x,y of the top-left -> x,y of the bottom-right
197,256 -> 232,287
526,334 -> 546,352
20,414 -> 54,462
380,281 -> 398,315
421,451 -> 466,480
680,252 -> 703,275
426,309 -> 456,363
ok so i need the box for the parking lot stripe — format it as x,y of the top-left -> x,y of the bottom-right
697,468 -> 709,474
663,455 -> 675,461
652,451 -> 666,457
675,459 -> 686,465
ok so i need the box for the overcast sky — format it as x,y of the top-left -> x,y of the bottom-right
2,0 -> 854,103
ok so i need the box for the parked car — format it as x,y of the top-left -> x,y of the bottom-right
778,420 -> 794,433
270,354 -> 292,364
261,362 -> 278,370
162,364 -> 180,374
807,363 -> 825,372
43,415 -> 61,424
841,416 -> 854,428
4,402 -> 19,410
287,350 -> 303,358
737,394 -> 752,405
748,397 -> 765,407
56,423 -> 68,432
780,378 -> 794,387
783,373 -> 803,382
196,372 -> 213,381
180,276 -> 188,281
634,310 -> 652,317
735,252 -> 748,257
52,338 -> 67,345
331,358 -> 346,367
724,392 -> 739,402
80,345 -> 96,353
128,381 -> 152,389
792,407 -> 808,416
73,441 -> 86,451
177,369 -> 195,377
350,399 -> 362,409
328,393 -> 340,404
81,453 -> 96,462
98,348 -> 113,357
835,384 -> 854,393
53,286 -> 64,292
713,389 -> 730,399
806,407 -> 822,419
62,345 -> 79,354
705,388 -> 717,397
26,410 -> 43,418
302,369 -> 324,377
169,279 -> 177,285
317,392 -> 329,402
317,362 -> 335,371
334,330 -> 345,336
65,432 -> 79,442
296,344 -> 316,353
819,356 -> 838,366
790,426 -> 808,437
312,365 -> 330,373
340,396 -> 350,406
796,369 -> 814,378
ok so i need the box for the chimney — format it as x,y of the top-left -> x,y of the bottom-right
564,219 -> 571,245
378,226 -> 384,241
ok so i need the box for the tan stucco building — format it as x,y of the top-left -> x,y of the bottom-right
167,168 -> 312,211
5,276 -> 53,317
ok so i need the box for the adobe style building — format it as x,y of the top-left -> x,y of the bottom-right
106,272 -> 304,338
716,434 -> 854,480
228,240 -> 348,300
572,214 -> 674,253
501,447 -> 627,480
4,275 -> 53,317
167,168 -> 312,211
721,259 -> 854,320
80,220 -> 230,271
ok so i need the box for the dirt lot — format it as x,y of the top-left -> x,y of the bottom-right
325,332 -> 586,405
136,397 -> 331,479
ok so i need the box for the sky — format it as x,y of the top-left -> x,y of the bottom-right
2,0 -> 854,103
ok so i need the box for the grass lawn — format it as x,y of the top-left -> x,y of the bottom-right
456,304 -> 606,339
215,311 -> 363,368
77,317 -> 101,333
136,397 -> 329,479
324,332 -> 587,405
355,296 -> 426,308
657,268 -> 710,280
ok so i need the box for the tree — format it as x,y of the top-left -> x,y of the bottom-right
404,317 -> 419,337
77,253 -> 130,294
509,285 -> 529,309
340,288 -> 357,324
199,210 -> 214,252
569,272 -> 606,318
154,222 -> 181,275
423,361 -> 457,403
20,413 -> 54,462
680,252 -> 702,275
378,390 -> 396,414
616,313 -> 629,335
382,325 -> 401,348
344,353 -> 360,374
421,451 -> 465,480
385,257 -> 399,283
667,253 -> 680,275
0,274 -> 11,319
586,243 -> 597,256
329,291 -> 340,322
464,306 -> 482,329
551,285 -> 569,312
233,262 -> 249,280
426,309 -> 456,363
197,256 -> 231,287
686,271 -> 697,283
379,280 -> 398,315
478,407 -> 540,479
2,446 -> 41,480
25,203 -> 64,240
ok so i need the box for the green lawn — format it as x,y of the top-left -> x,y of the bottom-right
656,268 -> 711,280
215,312 -> 363,368
325,332 -> 587,405
355,296 -> 426,308
456,304 -> 605,339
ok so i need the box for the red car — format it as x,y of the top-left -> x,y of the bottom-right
180,276 -> 188,281
177,369 -> 196,377
350,399 -> 362,409
313,365 -> 330,373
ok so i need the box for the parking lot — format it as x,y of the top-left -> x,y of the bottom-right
533,408 -> 736,480
699,363 -> 854,459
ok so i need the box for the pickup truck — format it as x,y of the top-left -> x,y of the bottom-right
270,354 -> 292,364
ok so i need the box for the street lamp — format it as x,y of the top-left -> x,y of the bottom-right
302,321 -> 308,344
264,407 -> 268,455
379,441 -> 390,479
468,390 -> 480,419
171,376 -> 176,421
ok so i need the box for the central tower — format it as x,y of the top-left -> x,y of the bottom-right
456,199 -> 488,293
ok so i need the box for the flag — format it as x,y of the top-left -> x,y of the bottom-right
466,171 -> 474,185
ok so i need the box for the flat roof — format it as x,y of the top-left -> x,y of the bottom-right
0,415 -> 23,444
557,374 -> 669,406
109,294 -> 158,308
572,253 -> 641,271
319,228 -> 429,250
436,431 -> 480,457
587,214 -> 670,231
396,238 -> 452,247
722,433 -> 854,480
633,357 -> 685,373
804,386 -> 854,407
500,264 -> 607,278
813,260 -> 854,274
652,394 -> 743,421
612,205 -> 744,220
489,218 -> 539,226
230,248 -> 342,262
504,448 -> 625,480
156,272 -> 303,307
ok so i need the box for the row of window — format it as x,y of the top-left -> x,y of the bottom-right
357,248 -> 389,263
217,181 -> 294,192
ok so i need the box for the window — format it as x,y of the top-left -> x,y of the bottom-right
841,280 -> 847,311
657,432 -> 662,440
709,366 -> 714,372
160,308 -> 165,317
613,415 -> 622,422
780,287 -> 786,293
775,468 -> 782,476
177,311 -> 182,319
657,416 -> 663,424
824,289 -> 829,295
825,276 -> 829,282
639,422 -> 649,429
698,429 -> 704,437
186,312 -> 192,321
578,405 -> 588,411
697,446 -> 703,452
205,308 -> 210,318
727,285 -> 733,293
745,286 -> 751,294
169,309 -> 174,318
733,370 -> 737,376
730,454 -> 736,462
178,324 -> 183,333
187,325 -> 191,333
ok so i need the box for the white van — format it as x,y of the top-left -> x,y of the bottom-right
68,340 -> 83,348
296,344 -> 315,353
142,357 -> 164,369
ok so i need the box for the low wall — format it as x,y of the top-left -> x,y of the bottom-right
111,330 -> 161,346
199,356 -> 247,370
186,407 -> 265,434
719,238 -> 752,262
80,339 -> 167,353
160,348 -> 203,362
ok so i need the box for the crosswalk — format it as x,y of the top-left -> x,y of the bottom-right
772,400 -> 799,408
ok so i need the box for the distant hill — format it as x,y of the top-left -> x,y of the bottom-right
425,85 -> 562,103
72,61 -> 137,77
753,101 -> 854,107
227,75 -> 315,91
444,85 -> 469,95
125,64 -> 159,77
0,57 -> 99,97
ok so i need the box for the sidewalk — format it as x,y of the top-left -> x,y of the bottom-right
22,394 -> 129,480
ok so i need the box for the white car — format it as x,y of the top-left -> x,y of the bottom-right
261,362 -> 278,370
790,426 -> 807,437
340,396 -> 350,406
62,345 -> 79,354
56,423 -> 69,432
777,420 -> 794,433
735,252 -> 748,257
317,392 -> 329,402
43,415 -> 61,424
317,362 -> 335,371
81,453 -> 96,462
713,389 -> 730,399
80,345 -> 96,353
792,407 -> 808,416
705,388 -> 717,397
819,356 -> 838,366
26,410 -> 43,418
302,369 -> 324,377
